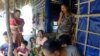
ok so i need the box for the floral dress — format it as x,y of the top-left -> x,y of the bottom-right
57,15 -> 73,38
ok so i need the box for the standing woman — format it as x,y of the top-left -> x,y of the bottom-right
10,10 -> 24,47
57,4 -> 74,38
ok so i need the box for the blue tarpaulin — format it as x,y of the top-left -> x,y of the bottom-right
90,0 -> 100,13
77,44 -> 84,55
77,31 -> 86,43
78,17 -> 87,30
89,17 -> 100,33
77,0 -> 100,56
86,47 -> 99,56
80,0 -> 87,3
80,3 -> 88,14
87,33 -> 100,48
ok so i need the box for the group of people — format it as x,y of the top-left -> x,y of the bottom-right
29,4 -> 81,56
0,9 -> 28,56
0,3 -> 81,56
29,30 -> 81,56
42,34 -> 81,56
10,10 -> 24,47
0,31 -> 29,56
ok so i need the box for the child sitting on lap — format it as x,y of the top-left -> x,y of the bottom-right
15,40 -> 29,56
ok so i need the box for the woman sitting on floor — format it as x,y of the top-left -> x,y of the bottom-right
36,30 -> 48,46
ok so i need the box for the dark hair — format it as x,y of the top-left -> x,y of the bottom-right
3,31 -> 7,36
43,39 -> 61,52
14,10 -> 21,14
59,34 -> 72,45
21,40 -> 28,46
38,30 -> 45,35
61,4 -> 70,13
30,37 -> 35,42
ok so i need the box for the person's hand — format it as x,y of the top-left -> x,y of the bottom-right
60,12 -> 63,18
0,51 -> 4,56
58,12 -> 63,25
18,52 -> 23,55
0,52 -> 4,56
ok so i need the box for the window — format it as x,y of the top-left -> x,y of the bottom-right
76,0 -> 100,56
53,21 -> 58,32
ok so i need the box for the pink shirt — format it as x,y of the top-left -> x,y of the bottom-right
36,37 -> 47,46
10,17 -> 24,32
16,47 -> 29,54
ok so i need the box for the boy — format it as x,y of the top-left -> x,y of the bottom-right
0,32 -> 8,56
15,40 -> 29,56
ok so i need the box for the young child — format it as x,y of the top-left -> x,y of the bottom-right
30,38 -> 39,56
30,37 -> 36,48
0,32 -> 9,56
15,40 -> 29,56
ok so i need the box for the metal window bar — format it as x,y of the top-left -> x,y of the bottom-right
77,42 -> 85,45
78,29 -> 100,36
75,14 -> 100,17
76,0 -> 100,56
77,42 -> 100,50
83,0 -> 90,55
75,0 -> 80,45
75,0 -> 95,5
